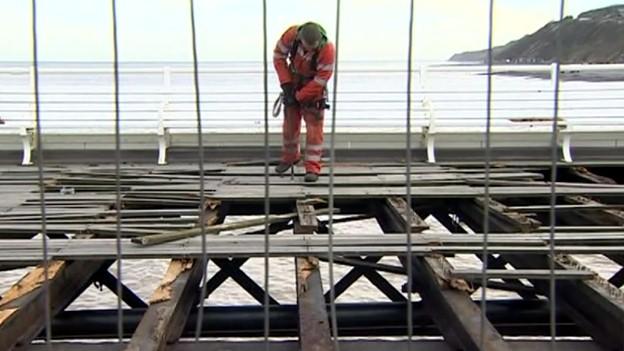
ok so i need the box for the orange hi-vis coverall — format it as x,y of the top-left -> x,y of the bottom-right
273,25 -> 335,174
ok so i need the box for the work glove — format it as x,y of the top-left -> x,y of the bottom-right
281,82 -> 298,107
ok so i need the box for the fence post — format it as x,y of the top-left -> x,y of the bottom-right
157,66 -> 173,165
421,64 -> 436,163
551,62 -> 572,162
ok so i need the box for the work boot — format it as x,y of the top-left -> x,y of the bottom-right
304,172 -> 319,183
275,160 -> 297,174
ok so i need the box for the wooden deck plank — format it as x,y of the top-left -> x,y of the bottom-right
210,185 -> 624,200
1,233 -> 624,262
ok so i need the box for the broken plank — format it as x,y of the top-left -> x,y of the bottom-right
125,259 -> 204,351
133,208 -> 337,246
0,260 -> 110,350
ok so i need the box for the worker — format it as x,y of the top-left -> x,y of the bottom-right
273,22 -> 335,183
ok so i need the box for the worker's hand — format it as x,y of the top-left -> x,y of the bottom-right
281,83 -> 297,107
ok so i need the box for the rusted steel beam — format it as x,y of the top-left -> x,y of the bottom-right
295,200 -> 334,351
457,198 -> 624,350
377,197 -> 511,351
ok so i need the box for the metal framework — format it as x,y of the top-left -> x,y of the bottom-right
1,162 -> 624,350
1,0 -> 624,350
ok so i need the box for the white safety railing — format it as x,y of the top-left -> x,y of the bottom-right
1,63 -> 623,164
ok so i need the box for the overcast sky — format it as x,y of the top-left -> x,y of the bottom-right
1,0 -> 622,62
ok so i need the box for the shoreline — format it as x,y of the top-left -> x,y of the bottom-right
491,69 -> 624,82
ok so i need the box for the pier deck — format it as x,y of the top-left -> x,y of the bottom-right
1,161 -> 623,350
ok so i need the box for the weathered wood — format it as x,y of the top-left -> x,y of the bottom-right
0,162 -> 623,349
210,184 -> 624,201
508,204 -> 624,212
473,198 -> 541,233
567,166 -> 618,185
564,195 -> 624,226
0,223 -> 166,237
457,200 -> 624,350
3,233 -> 624,263
405,252 -> 515,351
0,260 -> 110,351
210,172 -> 544,186
430,208 -> 539,300
451,269 -> 595,280
557,195 -> 624,294
0,185 -> 37,213
537,225 -> 624,232
125,259 -> 204,351
386,197 -> 429,232
133,207 -> 338,246
295,257 -> 335,345
378,198 -> 512,351
294,203 -> 334,351
127,201 -> 229,351
466,179 -> 624,188
296,200 -> 319,233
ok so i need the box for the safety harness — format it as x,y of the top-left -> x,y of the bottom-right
273,23 -> 331,118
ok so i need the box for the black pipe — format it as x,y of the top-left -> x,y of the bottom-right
46,300 -> 583,339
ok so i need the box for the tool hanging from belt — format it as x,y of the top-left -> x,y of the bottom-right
301,98 -> 330,120
307,99 -> 330,111
272,93 -> 284,118
272,94 -> 330,118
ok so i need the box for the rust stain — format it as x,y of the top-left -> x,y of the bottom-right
480,197 -> 540,232
428,255 -> 475,293
0,261 -> 65,309
448,277 -> 474,293
297,257 -> 319,295
555,254 -> 622,304
204,199 -> 221,211
149,259 -> 194,304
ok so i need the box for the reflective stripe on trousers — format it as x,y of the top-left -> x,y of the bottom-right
281,105 -> 324,174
